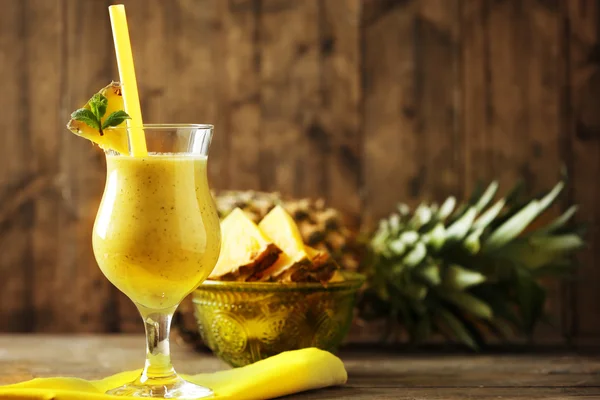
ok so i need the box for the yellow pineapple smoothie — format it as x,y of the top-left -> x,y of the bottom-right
92,154 -> 221,310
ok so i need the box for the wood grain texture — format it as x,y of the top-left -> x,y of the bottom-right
462,0 -> 565,341
362,0 -> 420,224
564,0 -> 600,338
164,0 -> 229,190
463,0 -> 562,191
0,0 -> 35,332
363,0 -> 462,226
224,0 -> 262,191
28,0 -> 64,332
1,335 -> 600,399
283,387 -> 600,399
318,0 -> 362,218
0,0 -> 598,346
413,0 -> 463,203
259,0 -> 322,198
59,0 -> 120,333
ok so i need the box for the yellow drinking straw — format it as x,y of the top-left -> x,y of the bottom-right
108,4 -> 147,156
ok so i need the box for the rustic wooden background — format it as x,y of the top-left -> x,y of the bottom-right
0,0 -> 598,344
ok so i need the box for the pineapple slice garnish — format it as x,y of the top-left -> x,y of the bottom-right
258,206 -> 313,281
209,208 -> 281,281
67,82 -> 131,154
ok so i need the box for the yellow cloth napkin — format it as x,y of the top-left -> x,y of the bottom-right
0,348 -> 346,400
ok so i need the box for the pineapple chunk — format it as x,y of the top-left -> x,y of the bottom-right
258,205 -> 312,280
67,82 -> 129,154
209,208 -> 281,280
304,246 -> 339,283
305,246 -> 335,270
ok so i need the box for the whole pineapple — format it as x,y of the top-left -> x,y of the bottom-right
360,181 -> 585,349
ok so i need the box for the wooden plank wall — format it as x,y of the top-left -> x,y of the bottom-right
0,0 -> 598,344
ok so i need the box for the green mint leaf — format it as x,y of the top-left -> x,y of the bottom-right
89,93 -> 108,120
71,108 -> 100,130
102,110 -> 131,130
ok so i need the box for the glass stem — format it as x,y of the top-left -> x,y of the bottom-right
137,304 -> 179,383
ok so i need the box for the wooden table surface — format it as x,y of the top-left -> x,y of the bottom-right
1,335 -> 600,399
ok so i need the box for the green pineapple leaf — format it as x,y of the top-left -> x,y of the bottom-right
538,181 -> 564,210
482,180 -> 567,252
437,197 -> 456,221
388,213 -> 401,233
502,234 -> 585,269
467,181 -> 485,205
417,263 -> 441,286
473,199 -> 505,231
483,201 -> 541,252
409,204 -> 433,229
463,227 -> 484,254
361,178 -> 584,350
446,207 -> 477,243
422,223 -> 446,252
436,288 -> 493,320
400,231 -> 419,246
472,284 -> 522,329
436,308 -> 479,350
514,268 -> 546,334
503,179 -> 526,207
474,181 -> 499,212
395,276 -> 428,301
531,260 -> 578,277
530,205 -> 578,236
444,264 -> 486,290
402,242 -> 427,267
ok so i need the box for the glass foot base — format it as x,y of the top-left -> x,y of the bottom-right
106,376 -> 213,399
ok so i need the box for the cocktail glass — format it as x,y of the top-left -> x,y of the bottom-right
92,124 -> 221,398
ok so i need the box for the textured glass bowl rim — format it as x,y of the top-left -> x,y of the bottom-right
194,271 -> 366,293
105,123 -> 214,131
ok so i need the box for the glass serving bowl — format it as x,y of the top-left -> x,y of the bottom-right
191,272 -> 365,367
